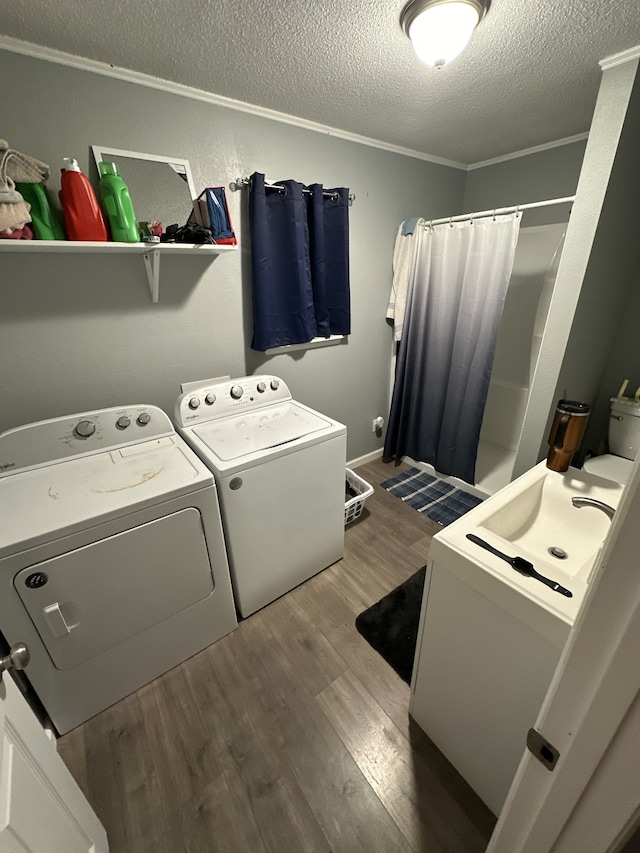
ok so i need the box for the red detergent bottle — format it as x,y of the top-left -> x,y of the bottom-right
59,158 -> 107,241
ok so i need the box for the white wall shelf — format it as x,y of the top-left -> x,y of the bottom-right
0,240 -> 236,303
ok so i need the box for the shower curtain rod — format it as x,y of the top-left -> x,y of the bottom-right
423,195 -> 575,228
232,176 -> 356,205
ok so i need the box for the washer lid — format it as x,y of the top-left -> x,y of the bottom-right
191,402 -> 332,461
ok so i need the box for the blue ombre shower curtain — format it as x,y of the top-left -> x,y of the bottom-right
384,213 -> 521,485
249,172 -> 350,350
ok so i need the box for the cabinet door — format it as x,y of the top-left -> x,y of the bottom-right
0,670 -> 109,852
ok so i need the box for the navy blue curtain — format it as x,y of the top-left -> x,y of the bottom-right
321,186 -> 351,335
305,183 -> 331,338
249,173 -> 350,350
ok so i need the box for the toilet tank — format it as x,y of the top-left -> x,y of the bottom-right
609,398 -> 640,460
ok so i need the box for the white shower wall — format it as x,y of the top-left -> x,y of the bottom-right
476,223 -> 567,493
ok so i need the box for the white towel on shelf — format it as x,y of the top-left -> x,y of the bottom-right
0,140 -> 50,183
386,220 -> 423,342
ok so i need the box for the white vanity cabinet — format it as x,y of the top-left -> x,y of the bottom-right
408,461 -> 622,814
409,548 -> 570,816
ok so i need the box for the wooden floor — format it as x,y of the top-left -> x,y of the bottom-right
58,458 -> 496,853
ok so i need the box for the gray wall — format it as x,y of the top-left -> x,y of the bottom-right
0,49 -> 465,462
557,71 -> 640,462
593,262 -> 640,453
461,138 -> 587,474
521,59 -> 639,473
4,47 -> 636,478
463,140 -> 587,227
460,61 -> 640,476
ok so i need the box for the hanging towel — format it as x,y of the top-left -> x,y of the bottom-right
0,140 -> 50,183
386,220 -> 423,342
401,217 -> 420,236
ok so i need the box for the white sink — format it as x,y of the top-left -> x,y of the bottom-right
480,467 -> 619,580
430,461 -> 624,623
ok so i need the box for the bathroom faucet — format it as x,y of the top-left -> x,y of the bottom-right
571,497 -> 616,520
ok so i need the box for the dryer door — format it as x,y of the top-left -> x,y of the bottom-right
14,507 -> 214,670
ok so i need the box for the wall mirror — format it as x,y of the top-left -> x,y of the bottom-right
91,145 -> 196,229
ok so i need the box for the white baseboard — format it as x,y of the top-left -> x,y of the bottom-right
347,449 -> 383,469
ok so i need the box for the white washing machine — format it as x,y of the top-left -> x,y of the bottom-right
0,405 -> 237,734
174,375 -> 347,618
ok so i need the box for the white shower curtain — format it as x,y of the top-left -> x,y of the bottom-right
384,212 -> 521,485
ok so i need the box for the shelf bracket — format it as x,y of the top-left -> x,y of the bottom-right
143,250 -> 161,303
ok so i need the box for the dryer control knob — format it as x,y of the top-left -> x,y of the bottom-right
256,381 -> 267,393
74,419 -> 96,439
137,412 -> 151,426
188,397 -> 201,410
230,385 -> 244,399
205,393 -> 216,405
270,379 -> 280,391
116,416 -> 131,429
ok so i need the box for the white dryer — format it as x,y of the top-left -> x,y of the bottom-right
175,375 -> 346,618
0,405 -> 237,734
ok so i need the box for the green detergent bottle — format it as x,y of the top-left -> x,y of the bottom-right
98,161 -> 139,242
16,181 -> 66,240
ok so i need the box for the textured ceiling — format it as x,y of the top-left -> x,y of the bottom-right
2,0 -> 640,165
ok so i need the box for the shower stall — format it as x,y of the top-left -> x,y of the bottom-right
475,222 -> 567,493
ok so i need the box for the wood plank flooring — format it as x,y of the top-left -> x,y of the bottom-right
57,458 -> 496,853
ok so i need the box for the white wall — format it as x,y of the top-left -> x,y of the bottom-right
478,224 -> 566,461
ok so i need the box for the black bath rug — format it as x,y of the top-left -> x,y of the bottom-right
355,565 -> 427,684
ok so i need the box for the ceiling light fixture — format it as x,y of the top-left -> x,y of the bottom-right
400,0 -> 490,68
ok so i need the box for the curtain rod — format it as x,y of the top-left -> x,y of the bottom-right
232,176 -> 355,205
423,195 -> 575,228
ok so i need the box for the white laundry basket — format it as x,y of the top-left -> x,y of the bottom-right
344,468 -> 374,525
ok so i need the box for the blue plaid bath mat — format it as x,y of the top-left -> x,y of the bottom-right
381,467 -> 483,526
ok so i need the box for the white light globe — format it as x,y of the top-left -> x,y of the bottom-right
409,1 -> 480,67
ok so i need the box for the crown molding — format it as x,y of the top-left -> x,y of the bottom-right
0,34 -> 603,173
467,132 -> 589,170
0,35 -> 467,170
600,45 -> 640,70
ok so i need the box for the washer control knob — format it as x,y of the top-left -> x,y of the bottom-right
256,381 -> 267,393
74,419 -> 96,439
116,416 -> 131,430
270,379 -> 280,391
137,412 -> 151,426
205,393 -> 216,405
188,397 -> 201,410
230,385 -> 244,400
